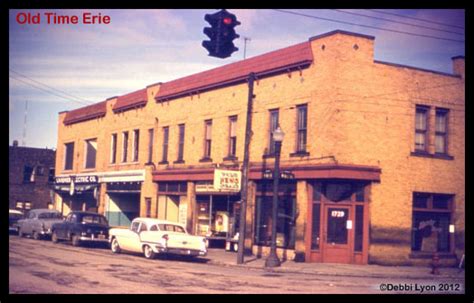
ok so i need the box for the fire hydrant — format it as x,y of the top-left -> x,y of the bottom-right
431,252 -> 440,275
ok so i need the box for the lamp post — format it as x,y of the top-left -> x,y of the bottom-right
265,126 -> 284,268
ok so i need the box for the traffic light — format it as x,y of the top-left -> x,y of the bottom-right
202,9 -> 241,59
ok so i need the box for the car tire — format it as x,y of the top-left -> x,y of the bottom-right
71,235 -> 81,247
143,245 -> 156,259
52,231 -> 59,243
33,231 -> 40,240
111,238 -> 121,254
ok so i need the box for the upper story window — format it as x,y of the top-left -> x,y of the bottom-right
64,142 -> 74,170
228,116 -> 237,157
435,108 -> 449,154
268,109 -> 279,155
110,133 -> 117,164
204,120 -> 212,159
84,138 -> 97,169
132,129 -> 140,162
415,106 -> 429,152
147,128 -> 154,164
23,165 -> 34,183
176,124 -> 185,162
161,126 -> 169,163
122,131 -> 129,163
296,104 -> 308,153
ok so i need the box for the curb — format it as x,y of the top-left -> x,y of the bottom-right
206,259 -> 465,280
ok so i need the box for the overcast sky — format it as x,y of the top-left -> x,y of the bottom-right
9,9 -> 465,149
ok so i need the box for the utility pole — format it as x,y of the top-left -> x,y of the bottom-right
243,37 -> 251,59
22,100 -> 28,146
237,72 -> 255,264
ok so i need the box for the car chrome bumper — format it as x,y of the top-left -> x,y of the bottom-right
79,236 -> 109,242
156,246 -> 207,257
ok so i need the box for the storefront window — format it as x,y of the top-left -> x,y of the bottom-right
254,194 -> 296,249
411,192 -> 453,253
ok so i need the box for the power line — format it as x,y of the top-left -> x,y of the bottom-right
366,9 -> 464,30
272,9 -> 465,43
9,69 -> 95,105
331,9 -> 464,36
9,75 -> 91,106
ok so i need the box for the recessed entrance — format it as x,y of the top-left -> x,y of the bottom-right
306,180 -> 369,264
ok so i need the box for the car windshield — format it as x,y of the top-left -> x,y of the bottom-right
158,224 -> 185,233
38,212 -> 62,219
81,215 -> 108,225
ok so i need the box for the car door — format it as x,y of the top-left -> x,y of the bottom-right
120,221 -> 143,253
23,211 -> 36,235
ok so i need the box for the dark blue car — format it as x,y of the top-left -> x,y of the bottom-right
51,211 -> 109,247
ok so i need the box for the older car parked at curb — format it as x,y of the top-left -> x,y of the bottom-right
51,211 -> 109,247
9,209 -> 24,234
109,218 -> 207,259
17,209 -> 63,240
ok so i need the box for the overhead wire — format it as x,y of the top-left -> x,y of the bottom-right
331,9 -> 464,36
366,9 -> 464,30
9,68 -> 95,105
272,9 -> 465,43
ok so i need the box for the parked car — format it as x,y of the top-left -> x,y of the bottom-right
51,211 -> 109,247
17,209 -> 63,240
109,218 -> 207,259
9,209 -> 24,234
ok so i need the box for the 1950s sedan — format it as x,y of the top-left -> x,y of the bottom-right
51,211 -> 109,247
17,209 -> 63,239
109,218 -> 207,259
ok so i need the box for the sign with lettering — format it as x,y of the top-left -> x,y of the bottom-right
55,175 -> 98,185
262,169 -> 295,180
213,169 -> 241,192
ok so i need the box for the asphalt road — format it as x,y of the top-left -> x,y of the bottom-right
8,235 -> 465,294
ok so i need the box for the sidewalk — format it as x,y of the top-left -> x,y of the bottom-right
205,249 -> 465,280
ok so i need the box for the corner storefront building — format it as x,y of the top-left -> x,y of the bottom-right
54,30 -> 464,266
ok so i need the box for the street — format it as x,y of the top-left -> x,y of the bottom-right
9,235 -> 464,294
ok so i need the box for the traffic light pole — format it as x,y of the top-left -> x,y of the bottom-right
237,72 -> 255,264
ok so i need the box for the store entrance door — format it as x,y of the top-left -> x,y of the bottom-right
321,205 -> 352,263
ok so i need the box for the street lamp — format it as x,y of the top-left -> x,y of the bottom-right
265,125 -> 284,268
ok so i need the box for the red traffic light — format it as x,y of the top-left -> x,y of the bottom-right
223,17 -> 232,25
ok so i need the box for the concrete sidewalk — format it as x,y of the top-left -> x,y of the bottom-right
205,249 -> 465,280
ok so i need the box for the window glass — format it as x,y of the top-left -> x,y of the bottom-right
131,221 -> 140,232
326,207 -> 348,244
413,193 -> 429,208
64,142 -> 74,170
355,205 -> 364,251
433,195 -> 451,209
411,211 -> 451,252
81,215 -> 108,225
139,223 -> 148,232
310,203 -> 320,250
254,195 -> 296,249
325,183 -> 353,202
150,225 -> 158,231
85,138 -> 97,169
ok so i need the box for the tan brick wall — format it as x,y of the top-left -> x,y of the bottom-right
55,31 -> 464,264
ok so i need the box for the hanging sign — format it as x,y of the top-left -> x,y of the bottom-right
213,169 -> 241,192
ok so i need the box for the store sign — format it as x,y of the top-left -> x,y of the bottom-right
195,183 -> 215,193
213,169 -> 241,192
55,175 -> 98,185
262,169 -> 295,180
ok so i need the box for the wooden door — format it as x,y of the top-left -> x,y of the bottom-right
321,205 -> 352,263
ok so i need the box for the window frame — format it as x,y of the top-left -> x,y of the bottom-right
268,109 -> 279,155
64,142 -> 75,171
147,128 -> 154,164
414,105 -> 429,152
110,133 -> 117,164
122,131 -> 129,163
84,138 -> 97,169
132,129 -> 140,163
161,126 -> 169,163
204,119 -> 212,159
228,115 -> 238,158
296,104 -> 308,153
435,108 -> 449,155
176,124 -> 185,162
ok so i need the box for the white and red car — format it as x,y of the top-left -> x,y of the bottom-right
109,218 -> 207,259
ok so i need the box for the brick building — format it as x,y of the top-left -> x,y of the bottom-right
9,140 -> 56,211
53,30 -> 465,266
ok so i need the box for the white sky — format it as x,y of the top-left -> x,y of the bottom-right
9,9 -> 465,149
